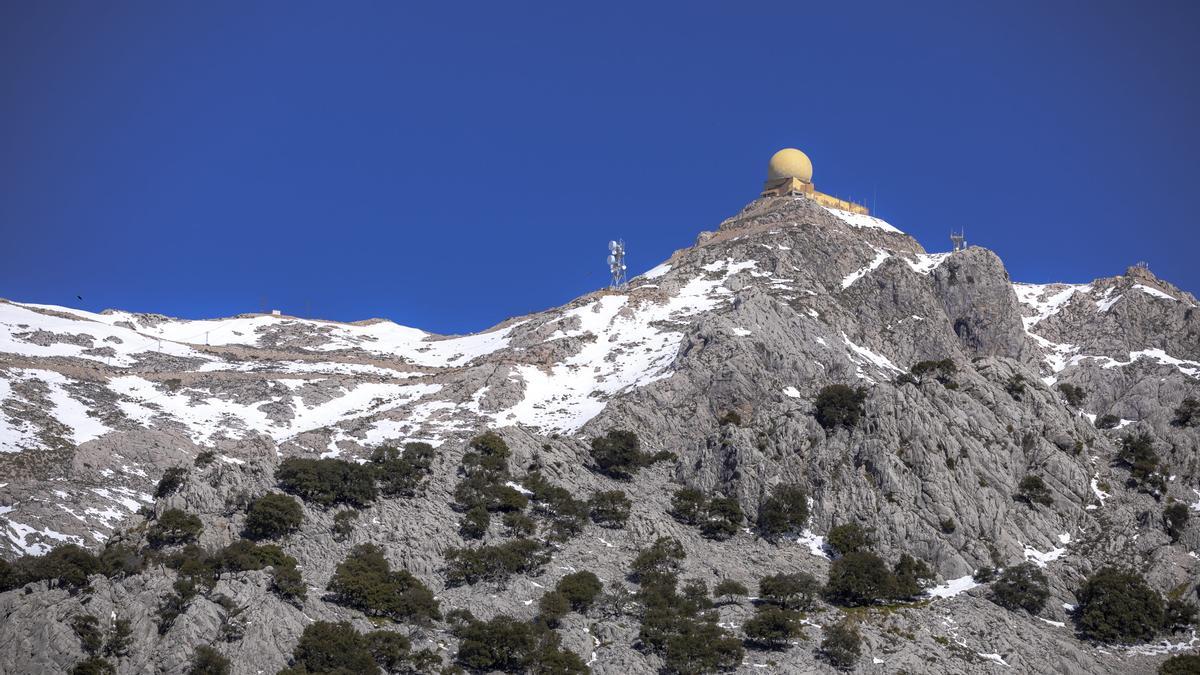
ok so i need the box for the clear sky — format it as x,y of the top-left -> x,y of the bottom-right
2,1 -> 1197,334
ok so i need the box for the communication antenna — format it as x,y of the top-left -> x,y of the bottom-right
950,229 -> 967,252
607,239 -> 627,290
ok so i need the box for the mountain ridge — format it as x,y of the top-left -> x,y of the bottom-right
1,194 -> 1197,673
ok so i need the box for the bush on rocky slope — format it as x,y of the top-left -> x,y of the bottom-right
444,538 -> 550,586
743,606 -> 803,650
814,384 -> 867,430
756,484 -> 810,541
1172,398 -> 1200,427
1057,382 -> 1087,407
588,489 -> 631,528
989,562 -> 1049,614
588,429 -> 674,479
280,620 -> 440,675
758,572 -> 819,611
154,466 -> 188,499
826,522 -> 871,556
1159,654 -> 1200,675
243,492 -> 303,540
668,488 -> 743,540
327,544 -> 439,624
817,619 -> 861,670
70,657 -> 116,675
1117,433 -> 1165,493
1163,503 -> 1190,541
1015,475 -> 1054,507
1074,567 -> 1167,643
186,645 -> 231,675
369,441 -> 435,497
147,509 -> 203,548
824,548 -> 934,606
1,543 -> 103,593
453,613 -> 586,674
275,457 -> 378,508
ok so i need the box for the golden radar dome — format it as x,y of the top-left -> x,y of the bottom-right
767,148 -> 813,183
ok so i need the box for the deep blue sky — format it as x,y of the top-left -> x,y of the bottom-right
3,2 -> 1197,334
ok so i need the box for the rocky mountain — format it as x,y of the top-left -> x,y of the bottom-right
1,195 -> 1197,674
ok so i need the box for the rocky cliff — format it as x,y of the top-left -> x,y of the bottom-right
1,195 -> 1197,674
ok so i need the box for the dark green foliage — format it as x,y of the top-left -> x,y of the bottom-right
1118,433 -> 1164,492
365,630 -> 411,672
9,543 -> 101,592
327,544 -> 439,624
556,571 -> 602,611
104,618 -> 133,658
911,359 -> 957,385
669,488 -> 706,526
973,566 -> 997,583
283,621 -> 380,675
823,551 -> 894,606
588,490 -> 631,528
1095,414 -> 1120,429
453,614 -> 585,674
148,509 -> 203,548
459,504 -> 490,539
70,657 -> 116,675
630,537 -> 685,582
714,579 -> 748,603
718,410 -> 742,427
814,384 -> 867,430
1057,382 -> 1087,407
989,563 -> 1049,613
1165,598 -> 1199,632
1164,503 -> 1190,541
537,590 -> 570,627
758,572 -> 818,611
154,467 -> 188,499
521,472 -> 589,542
187,645 -> 231,675
275,457 -> 377,508
211,539 -> 289,573
894,372 -> 918,386
243,492 -> 303,540
701,496 -> 743,541
1074,567 -> 1166,644
1016,474 -> 1054,507
71,614 -> 103,655
940,518 -> 956,533
817,619 -> 861,670
743,606 -> 802,649
661,619 -> 744,673
1172,398 -> 1200,427
281,620 -> 432,675
332,509 -> 358,541
589,429 -> 646,478
892,554 -> 935,599
826,523 -> 871,556
271,564 -> 307,605
194,450 -> 217,468
756,484 -> 809,540
98,542 -> 144,579
1159,654 -> 1200,675
157,578 -> 199,635
370,441 -> 435,497
1005,374 -> 1027,400
669,489 -> 742,540
502,511 -> 537,537
444,538 -> 550,586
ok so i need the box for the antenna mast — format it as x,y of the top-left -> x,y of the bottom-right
607,240 -> 627,290
950,229 -> 967,252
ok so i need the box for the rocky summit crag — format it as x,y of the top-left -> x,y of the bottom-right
1,195 -> 1198,674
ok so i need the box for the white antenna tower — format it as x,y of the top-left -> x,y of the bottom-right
607,239 -> 627,290
950,229 -> 967,252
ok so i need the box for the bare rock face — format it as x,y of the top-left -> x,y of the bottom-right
0,195 -> 1197,674
930,247 -> 1027,360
